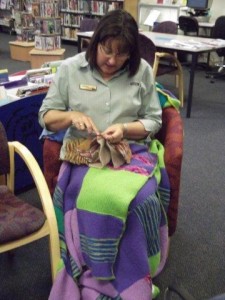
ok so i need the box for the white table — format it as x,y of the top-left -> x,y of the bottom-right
77,31 -> 225,118
198,21 -> 215,37
198,21 -> 215,29
141,31 -> 225,117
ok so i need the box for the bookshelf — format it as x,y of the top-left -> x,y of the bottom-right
60,0 -> 124,41
32,1 -> 62,51
0,0 -> 15,34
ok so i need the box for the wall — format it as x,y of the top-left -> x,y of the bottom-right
210,0 -> 225,21
124,0 -> 139,20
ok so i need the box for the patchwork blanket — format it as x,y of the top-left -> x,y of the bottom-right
49,140 -> 170,300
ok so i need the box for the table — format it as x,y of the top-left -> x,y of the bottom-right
142,31 -> 225,117
9,41 -> 35,62
198,21 -> 215,29
198,21 -> 215,37
29,48 -> 65,69
0,93 -> 46,192
77,31 -> 225,118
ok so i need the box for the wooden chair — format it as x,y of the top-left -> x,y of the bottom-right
42,107 -> 184,237
139,33 -> 184,106
0,121 -> 60,282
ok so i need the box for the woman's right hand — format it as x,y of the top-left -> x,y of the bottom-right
43,110 -> 99,135
71,111 -> 100,136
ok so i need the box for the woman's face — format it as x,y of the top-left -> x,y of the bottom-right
96,38 -> 130,80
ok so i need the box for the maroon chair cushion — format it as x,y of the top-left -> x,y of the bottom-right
43,139 -> 62,196
156,107 -> 183,236
0,122 -> 10,175
0,185 -> 46,243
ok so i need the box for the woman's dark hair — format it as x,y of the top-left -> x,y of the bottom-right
85,9 -> 141,77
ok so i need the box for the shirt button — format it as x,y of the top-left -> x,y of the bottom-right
106,102 -> 109,106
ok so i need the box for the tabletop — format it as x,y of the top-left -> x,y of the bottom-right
77,31 -> 225,53
141,31 -> 225,53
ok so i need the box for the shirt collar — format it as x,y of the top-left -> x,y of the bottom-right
78,52 -> 89,69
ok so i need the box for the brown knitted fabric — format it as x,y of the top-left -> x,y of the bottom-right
63,137 -> 132,168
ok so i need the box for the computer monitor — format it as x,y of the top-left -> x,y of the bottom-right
187,0 -> 209,10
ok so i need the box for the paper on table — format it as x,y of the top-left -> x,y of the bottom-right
144,10 -> 160,27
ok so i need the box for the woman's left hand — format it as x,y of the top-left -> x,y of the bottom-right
101,124 -> 124,144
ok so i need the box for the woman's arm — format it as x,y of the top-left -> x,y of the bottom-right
43,109 -> 99,135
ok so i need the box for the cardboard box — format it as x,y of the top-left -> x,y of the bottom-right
9,41 -> 35,62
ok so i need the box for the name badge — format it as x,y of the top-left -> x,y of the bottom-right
79,84 -> 97,91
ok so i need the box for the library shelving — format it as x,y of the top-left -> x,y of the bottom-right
60,0 -> 124,41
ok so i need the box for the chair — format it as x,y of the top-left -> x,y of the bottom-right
152,21 -> 178,57
178,16 -> 199,36
79,18 -> 99,50
153,21 -> 178,34
42,106 -> 183,237
139,33 -> 184,106
205,16 -> 225,83
0,121 -> 60,282
178,16 -> 209,69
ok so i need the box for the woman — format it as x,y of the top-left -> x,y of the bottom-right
39,9 -> 170,300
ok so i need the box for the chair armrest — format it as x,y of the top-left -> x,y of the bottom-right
8,141 -> 58,221
156,107 -> 184,236
43,139 -> 62,195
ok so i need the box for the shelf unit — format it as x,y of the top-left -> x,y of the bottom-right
138,3 -> 183,30
0,0 -> 25,34
60,0 -> 124,41
32,1 -> 62,51
0,0 -> 15,34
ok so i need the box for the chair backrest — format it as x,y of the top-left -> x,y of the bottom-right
0,122 -> 10,176
178,16 -> 199,35
139,33 -> 156,67
80,18 -> 99,32
153,21 -> 178,34
212,16 -> 225,57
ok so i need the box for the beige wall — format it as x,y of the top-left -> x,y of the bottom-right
210,0 -> 225,21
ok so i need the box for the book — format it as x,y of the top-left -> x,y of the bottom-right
32,3 -> 40,17
21,12 -> 34,28
0,69 -> 9,84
